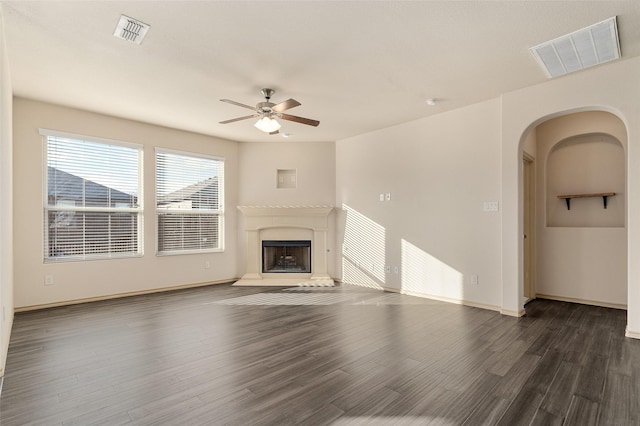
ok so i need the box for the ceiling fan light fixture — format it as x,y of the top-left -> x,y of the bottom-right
254,116 -> 281,133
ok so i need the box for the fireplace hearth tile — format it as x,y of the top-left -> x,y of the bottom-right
232,278 -> 335,287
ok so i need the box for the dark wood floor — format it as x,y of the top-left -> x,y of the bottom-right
1,283 -> 639,425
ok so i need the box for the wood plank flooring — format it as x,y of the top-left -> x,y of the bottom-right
1,283 -> 639,425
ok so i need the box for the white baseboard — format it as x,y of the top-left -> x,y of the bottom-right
625,327 -> 640,340
15,278 -> 239,312
501,308 -> 526,317
378,285 -> 502,313
536,293 -> 627,310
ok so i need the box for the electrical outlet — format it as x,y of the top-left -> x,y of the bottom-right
44,275 -> 54,286
379,193 -> 385,202
471,274 -> 479,285
204,261 -> 211,269
394,266 -> 399,274
386,193 -> 391,201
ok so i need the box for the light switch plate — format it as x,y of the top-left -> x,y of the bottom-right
483,201 -> 499,212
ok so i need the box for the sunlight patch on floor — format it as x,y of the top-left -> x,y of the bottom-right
208,292 -> 368,306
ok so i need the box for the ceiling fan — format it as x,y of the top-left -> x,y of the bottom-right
219,88 -> 320,134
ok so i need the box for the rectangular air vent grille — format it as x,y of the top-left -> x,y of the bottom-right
530,16 -> 620,78
113,15 -> 150,45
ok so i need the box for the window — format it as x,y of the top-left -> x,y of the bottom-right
156,149 -> 224,254
43,130 -> 143,262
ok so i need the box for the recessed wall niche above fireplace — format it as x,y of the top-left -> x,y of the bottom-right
262,240 -> 311,273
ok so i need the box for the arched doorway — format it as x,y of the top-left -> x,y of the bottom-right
520,111 -> 627,309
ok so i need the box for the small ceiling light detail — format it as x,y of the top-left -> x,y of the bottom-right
426,98 -> 437,106
281,133 -> 292,138
113,14 -> 150,45
530,16 -> 620,78
254,116 -> 281,133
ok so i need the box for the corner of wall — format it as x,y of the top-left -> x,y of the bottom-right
0,2 -> 15,377
625,326 -> 640,340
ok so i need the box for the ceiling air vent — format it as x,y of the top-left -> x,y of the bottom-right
113,14 -> 150,45
530,16 -> 620,78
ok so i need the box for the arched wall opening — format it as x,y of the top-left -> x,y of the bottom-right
519,110 -> 628,309
499,56 -> 640,337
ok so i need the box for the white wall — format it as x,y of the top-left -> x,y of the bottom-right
13,98 -> 240,309
238,141 -> 335,206
237,141 -> 336,277
0,5 -> 14,376
336,99 -> 503,310
501,56 -> 640,336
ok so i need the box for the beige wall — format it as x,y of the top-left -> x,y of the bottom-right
236,141 -> 337,277
0,5 -> 14,375
534,112 -> 627,307
13,98 -> 240,309
238,141 -> 335,206
501,56 -> 640,336
336,99 -> 503,310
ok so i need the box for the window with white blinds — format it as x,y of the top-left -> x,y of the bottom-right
156,149 -> 224,254
43,130 -> 143,262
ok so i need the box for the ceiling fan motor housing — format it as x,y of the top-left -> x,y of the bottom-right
257,101 -> 275,114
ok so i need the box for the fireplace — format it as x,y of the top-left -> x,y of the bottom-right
235,205 -> 333,286
262,240 -> 311,273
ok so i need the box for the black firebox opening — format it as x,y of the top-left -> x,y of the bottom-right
262,240 -> 311,273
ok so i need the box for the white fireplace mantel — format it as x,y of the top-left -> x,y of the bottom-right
235,205 -> 334,286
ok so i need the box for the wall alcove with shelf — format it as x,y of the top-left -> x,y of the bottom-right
546,133 -> 625,228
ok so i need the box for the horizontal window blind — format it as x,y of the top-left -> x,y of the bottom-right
156,149 -> 224,254
44,133 -> 143,261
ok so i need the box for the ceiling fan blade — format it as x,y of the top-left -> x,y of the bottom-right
272,98 -> 301,113
219,114 -> 259,124
278,113 -> 320,127
220,99 -> 256,111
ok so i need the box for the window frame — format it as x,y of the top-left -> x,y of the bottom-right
41,129 -> 144,263
155,147 -> 225,256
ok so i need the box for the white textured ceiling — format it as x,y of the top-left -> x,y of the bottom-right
2,1 -> 640,143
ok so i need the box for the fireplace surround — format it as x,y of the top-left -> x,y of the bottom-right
234,205 -> 333,286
